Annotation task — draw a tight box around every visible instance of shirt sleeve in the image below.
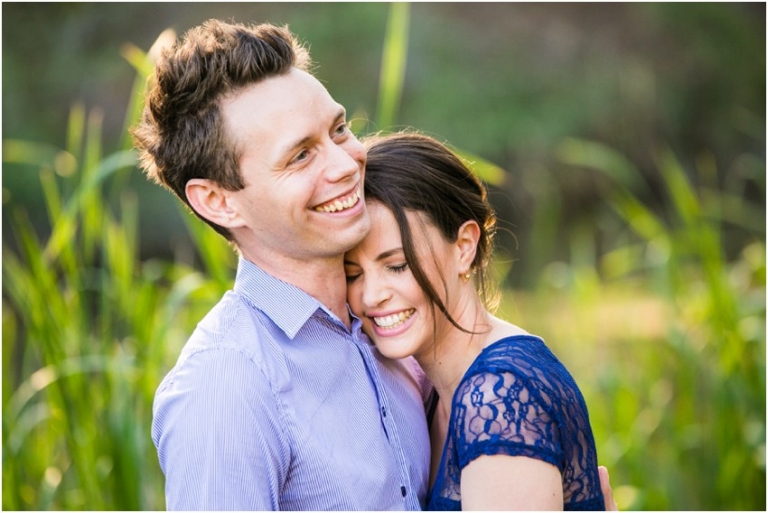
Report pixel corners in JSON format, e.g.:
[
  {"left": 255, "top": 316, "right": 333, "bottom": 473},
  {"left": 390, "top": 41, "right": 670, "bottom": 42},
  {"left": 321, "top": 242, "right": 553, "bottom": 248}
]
[
  {"left": 454, "top": 369, "right": 563, "bottom": 472},
  {"left": 152, "top": 347, "right": 290, "bottom": 510}
]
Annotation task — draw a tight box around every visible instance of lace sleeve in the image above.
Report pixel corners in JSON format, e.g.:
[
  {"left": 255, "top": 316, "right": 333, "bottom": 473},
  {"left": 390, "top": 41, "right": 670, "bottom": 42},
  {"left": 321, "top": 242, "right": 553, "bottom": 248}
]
[{"left": 453, "top": 369, "right": 563, "bottom": 471}]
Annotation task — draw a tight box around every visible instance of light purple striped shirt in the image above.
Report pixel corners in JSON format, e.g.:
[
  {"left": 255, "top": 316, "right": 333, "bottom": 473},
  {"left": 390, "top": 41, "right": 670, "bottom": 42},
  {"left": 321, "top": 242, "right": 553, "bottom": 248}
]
[{"left": 152, "top": 257, "right": 432, "bottom": 510}]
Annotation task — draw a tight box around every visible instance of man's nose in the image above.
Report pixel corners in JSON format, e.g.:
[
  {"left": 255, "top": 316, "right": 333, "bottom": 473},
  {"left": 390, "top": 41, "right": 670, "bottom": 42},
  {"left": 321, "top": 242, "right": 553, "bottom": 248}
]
[{"left": 324, "top": 140, "right": 363, "bottom": 182}]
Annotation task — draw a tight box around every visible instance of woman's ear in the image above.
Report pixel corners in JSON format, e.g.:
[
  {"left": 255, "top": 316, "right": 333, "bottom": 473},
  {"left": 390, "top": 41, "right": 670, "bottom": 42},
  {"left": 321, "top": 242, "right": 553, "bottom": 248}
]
[
  {"left": 185, "top": 178, "right": 245, "bottom": 229},
  {"left": 456, "top": 220, "right": 481, "bottom": 275}
]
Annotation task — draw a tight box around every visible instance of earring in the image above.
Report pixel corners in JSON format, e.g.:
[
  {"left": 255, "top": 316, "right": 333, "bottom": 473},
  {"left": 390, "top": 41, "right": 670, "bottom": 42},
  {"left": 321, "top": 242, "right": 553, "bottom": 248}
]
[{"left": 462, "top": 272, "right": 472, "bottom": 282}]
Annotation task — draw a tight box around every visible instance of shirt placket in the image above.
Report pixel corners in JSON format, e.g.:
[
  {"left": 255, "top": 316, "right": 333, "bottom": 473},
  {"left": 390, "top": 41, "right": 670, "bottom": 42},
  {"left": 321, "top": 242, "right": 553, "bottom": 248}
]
[{"left": 351, "top": 329, "right": 421, "bottom": 511}]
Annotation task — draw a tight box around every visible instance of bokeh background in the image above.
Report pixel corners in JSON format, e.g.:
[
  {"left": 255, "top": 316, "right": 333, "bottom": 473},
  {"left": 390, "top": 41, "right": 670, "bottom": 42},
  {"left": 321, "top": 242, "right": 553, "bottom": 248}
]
[{"left": 3, "top": 2, "right": 765, "bottom": 510}]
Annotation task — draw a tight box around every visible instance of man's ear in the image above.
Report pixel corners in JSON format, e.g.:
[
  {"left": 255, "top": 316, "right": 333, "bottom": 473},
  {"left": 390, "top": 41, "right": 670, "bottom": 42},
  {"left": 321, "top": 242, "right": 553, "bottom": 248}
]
[
  {"left": 456, "top": 220, "right": 480, "bottom": 274},
  {"left": 185, "top": 178, "right": 245, "bottom": 229}
]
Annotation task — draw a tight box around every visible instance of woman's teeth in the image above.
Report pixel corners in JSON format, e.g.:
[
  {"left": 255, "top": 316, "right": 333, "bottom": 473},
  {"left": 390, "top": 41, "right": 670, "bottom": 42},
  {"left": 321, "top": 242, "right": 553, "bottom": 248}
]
[
  {"left": 314, "top": 190, "right": 359, "bottom": 213},
  {"left": 373, "top": 309, "right": 415, "bottom": 329}
]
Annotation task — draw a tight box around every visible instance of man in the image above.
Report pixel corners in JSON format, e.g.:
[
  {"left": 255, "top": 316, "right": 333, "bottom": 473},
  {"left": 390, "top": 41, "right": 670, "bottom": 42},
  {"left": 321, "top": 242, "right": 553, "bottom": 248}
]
[
  {"left": 134, "top": 19, "right": 617, "bottom": 511},
  {"left": 134, "top": 19, "right": 431, "bottom": 510}
]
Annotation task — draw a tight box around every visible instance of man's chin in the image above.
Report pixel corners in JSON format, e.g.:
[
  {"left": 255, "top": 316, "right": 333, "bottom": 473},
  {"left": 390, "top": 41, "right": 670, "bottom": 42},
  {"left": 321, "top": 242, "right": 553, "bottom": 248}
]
[{"left": 339, "top": 213, "right": 372, "bottom": 253}]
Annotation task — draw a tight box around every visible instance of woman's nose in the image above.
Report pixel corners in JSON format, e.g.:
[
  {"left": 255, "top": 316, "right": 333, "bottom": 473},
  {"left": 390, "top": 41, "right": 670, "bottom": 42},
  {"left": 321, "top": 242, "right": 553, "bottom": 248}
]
[{"left": 361, "top": 275, "right": 390, "bottom": 308}]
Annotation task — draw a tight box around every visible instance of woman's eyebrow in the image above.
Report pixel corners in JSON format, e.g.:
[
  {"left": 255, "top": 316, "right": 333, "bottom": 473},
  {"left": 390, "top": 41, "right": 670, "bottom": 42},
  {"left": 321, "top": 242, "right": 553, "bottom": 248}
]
[
  {"left": 376, "top": 248, "right": 403, "bottom": 261},
  {"left": 343, "top": 247, "right": 402, "bottom": 267}
]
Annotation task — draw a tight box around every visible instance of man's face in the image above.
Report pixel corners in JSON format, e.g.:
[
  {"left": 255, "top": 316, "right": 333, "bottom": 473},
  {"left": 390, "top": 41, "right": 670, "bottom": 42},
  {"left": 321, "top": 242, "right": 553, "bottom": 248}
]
[{"left": 222, "top": 68, "right": 370, "bottom": 266}]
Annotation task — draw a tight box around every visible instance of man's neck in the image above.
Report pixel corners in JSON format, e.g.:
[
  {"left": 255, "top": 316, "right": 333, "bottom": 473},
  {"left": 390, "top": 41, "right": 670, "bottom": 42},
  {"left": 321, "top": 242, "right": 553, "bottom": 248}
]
[{"left": 239, "top": 247, "right": 351, "bottom": 327}]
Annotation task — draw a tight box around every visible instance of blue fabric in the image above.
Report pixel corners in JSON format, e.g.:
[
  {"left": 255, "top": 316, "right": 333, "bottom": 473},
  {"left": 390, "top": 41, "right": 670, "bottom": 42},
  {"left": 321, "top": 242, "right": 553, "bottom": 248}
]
[
  {"left": 152, "top": 257, "right": 432, "bottom": 510},
  {"left": 426, "top": 335, "right": 604, "bottom": 511}
]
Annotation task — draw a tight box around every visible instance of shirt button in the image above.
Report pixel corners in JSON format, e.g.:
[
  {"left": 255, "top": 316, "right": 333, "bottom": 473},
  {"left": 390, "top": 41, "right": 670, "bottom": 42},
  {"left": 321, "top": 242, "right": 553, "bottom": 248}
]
[{"left": 381, "top": 406, "right": 387, "bottom": 417}]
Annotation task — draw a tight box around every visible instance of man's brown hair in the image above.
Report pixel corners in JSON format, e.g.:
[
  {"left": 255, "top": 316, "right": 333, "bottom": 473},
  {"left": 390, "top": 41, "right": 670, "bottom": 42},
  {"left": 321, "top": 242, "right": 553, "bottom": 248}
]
[{"left": 132, "top": 19, "right": 312, "bottom": 240}]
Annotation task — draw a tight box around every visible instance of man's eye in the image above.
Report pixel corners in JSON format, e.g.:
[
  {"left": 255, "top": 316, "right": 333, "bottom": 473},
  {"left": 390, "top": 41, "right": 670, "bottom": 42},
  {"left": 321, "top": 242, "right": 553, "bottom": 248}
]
[
  {"left": 334, "top": 122, "right": 350, "bottom": 136},
  {"left": 291, "top": 149, "right": 310, "bottom": 164}
]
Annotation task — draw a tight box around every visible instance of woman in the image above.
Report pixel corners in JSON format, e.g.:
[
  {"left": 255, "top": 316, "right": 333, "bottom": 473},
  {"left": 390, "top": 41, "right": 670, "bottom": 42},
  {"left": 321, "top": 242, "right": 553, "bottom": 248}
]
[{"left": 344, "top": 132, "right": 606, "bottom": 510}]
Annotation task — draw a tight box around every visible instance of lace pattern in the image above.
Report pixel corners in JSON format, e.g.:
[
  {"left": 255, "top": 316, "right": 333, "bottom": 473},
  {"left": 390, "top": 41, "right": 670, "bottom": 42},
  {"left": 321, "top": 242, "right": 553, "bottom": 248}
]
[{"left": 425, "top": 335, "right": 604, "bottom": 511}]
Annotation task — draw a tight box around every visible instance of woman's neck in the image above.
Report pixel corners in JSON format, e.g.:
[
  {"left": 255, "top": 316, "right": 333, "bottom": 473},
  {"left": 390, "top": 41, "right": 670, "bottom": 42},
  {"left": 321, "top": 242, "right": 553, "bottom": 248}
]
[
  {"left": 416, "top": 296, "right": 491, "bottom": 409},
  {"left": 417, "top": 304, "right": 531, "bottom": 409}
]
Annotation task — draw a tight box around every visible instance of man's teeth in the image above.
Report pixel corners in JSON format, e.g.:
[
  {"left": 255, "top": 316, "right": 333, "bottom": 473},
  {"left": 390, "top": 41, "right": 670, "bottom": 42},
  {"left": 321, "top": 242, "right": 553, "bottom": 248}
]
[
  {"left": 315, "top": 190, "right": 359, "bottom": 213},
  {"left": 373, "top": 309, "right": 415, "bottom": 329}
]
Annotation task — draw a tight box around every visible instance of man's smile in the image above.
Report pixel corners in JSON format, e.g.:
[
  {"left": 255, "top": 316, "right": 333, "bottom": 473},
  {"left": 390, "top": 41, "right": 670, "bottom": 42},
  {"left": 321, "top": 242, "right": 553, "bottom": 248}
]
[{"left": 313, "top": 186, "right": 361, "bottom": 213}]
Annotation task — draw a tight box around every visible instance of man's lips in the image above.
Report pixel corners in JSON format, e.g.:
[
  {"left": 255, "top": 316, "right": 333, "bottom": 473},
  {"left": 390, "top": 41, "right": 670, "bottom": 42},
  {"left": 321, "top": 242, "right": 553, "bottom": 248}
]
[{"left": 313, "top": 186, "right": 361, "bottom": 213}]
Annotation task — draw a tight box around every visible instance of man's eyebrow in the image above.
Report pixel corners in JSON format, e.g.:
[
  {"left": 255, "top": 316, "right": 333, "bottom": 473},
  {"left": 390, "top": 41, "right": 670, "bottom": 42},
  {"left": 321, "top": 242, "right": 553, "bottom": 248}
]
[
  {"left": 277, "top": 108, "right": 347, "bottom": 160},
  {"left": 332, "top": 108, "right": 347, "bottom": 126}
]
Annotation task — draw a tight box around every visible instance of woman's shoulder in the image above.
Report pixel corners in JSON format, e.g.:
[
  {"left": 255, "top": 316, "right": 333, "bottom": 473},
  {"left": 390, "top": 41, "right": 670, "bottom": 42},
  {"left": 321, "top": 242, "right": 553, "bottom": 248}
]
[
  {"left": 459, "top": 332, "right": 578, "bottom": 403},
  {"left": 477, "top": 316, "right": 556, "bottom": 363},
  {"left": 475, "top": 333, "right": 557, "bottom": 372}
]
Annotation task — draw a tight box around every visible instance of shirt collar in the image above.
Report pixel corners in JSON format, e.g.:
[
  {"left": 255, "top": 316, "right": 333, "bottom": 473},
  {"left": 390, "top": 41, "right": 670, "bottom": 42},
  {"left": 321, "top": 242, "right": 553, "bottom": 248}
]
[{"left": 233, "top": 257, "right": 333, "bottom": 339}]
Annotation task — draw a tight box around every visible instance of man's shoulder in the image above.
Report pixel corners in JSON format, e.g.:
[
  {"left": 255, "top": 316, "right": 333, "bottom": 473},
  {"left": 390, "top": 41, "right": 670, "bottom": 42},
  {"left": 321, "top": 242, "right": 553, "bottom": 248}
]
[
  {"left": 191, "top": 290, "right": 255, "bottom": 337},
  {"left": 186, "top": 290, "right": 279, "bottom": 352},
  {"left": 160, "top": 290, "right": 292, "bottom": 392}
]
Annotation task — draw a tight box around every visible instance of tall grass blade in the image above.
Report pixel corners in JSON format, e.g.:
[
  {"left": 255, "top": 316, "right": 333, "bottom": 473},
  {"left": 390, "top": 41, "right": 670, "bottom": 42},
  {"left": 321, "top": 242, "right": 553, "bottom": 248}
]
[
  {"left": 452, "top": 147, "right": 508, "bottom": 187},
  {"left": 556, "top": 137, "right": 651, "bottom": 195},
  {"left": 44, "top": 150, "right": 136, "bottom": 262},
  {"left": 66, "top": 103, "right": 86, "bottom": 167},
  {"left": 376, "top": 2, "right": 411, "bottom": 130}
]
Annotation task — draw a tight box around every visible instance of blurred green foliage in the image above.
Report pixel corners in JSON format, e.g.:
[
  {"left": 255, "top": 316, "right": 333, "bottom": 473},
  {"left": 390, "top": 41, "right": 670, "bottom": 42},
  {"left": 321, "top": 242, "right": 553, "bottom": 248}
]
[
  {"left": 4, "top": 3, "right": 764, "bottom": 283},
  {"left": 2, "top": 3, "right": 765, "bottom": 510}
]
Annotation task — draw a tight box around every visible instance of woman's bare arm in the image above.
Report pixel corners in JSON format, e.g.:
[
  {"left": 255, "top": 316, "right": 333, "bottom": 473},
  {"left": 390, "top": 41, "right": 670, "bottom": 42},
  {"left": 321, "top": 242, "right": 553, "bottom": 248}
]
[{"left": 460, "top": 454, "right": 563, "bottom": 511}]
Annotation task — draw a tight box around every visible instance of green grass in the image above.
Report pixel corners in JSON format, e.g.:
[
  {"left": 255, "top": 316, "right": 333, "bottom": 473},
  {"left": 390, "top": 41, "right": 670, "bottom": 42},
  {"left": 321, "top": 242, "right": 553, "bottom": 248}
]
[
  {"left": 2, "top": 37, "right": 236, "bottom": 509},
  {"left": 501, "top": 138, "right": 766, "bottom": 509},
  {"left": 2, "top": 5, "right": 765, "bottom": 509}
]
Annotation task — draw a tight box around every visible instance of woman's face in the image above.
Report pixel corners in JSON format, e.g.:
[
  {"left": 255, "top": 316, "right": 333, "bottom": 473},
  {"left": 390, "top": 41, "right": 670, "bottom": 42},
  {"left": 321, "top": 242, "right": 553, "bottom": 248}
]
[{"left": 344, "top": 201, "right": 460, "bottom": 361}]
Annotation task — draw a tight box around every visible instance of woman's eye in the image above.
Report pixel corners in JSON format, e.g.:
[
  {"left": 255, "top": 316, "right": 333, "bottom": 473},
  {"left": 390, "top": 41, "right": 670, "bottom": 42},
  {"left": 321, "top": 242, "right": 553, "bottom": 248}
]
[
  {"left": 389, "top": 263, "right": 408, "bottom": 274},
  {"left": 345, "top": 273, "right": 360, "bottom": 283}
]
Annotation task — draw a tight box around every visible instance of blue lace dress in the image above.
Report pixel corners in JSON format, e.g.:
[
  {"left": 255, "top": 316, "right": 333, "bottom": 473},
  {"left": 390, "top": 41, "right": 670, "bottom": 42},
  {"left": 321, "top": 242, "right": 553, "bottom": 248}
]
[{"left": 425, "top": 335, "right": 604, "bottom": 510}]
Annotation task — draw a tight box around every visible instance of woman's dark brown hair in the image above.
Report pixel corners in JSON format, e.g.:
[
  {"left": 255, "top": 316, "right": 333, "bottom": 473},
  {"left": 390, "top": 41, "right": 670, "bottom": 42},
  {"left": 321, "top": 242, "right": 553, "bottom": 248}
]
[
  {"left": 362, "top": 132, "right": 499, "bottom": 332},
  {"left": 132, "top": 20, "right": 311, "bottom": 240}
]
